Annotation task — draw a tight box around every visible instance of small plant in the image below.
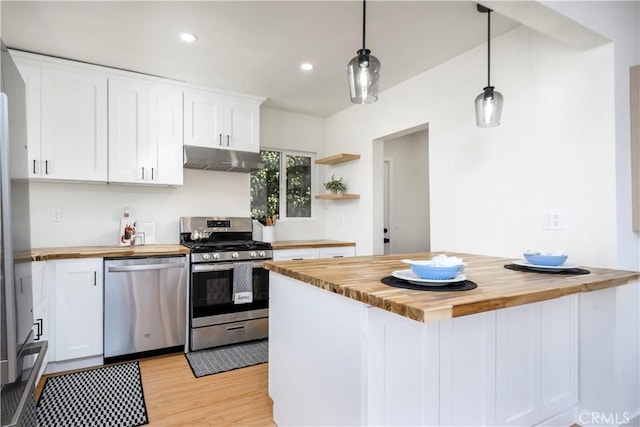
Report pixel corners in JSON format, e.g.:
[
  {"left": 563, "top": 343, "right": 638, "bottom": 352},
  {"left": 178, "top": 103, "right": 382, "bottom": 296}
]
[{"left": 323, "top": 174, "right": 346, "bottom": 193}]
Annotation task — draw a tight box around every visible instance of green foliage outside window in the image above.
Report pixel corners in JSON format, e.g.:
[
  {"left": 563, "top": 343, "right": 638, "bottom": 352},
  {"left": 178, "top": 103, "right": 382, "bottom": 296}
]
[
  {"left": 251, "top": 150, "right": 312, "bottom": 219},
  {"left": 286, "top": 154, "right": 312, "bottom": 218}
]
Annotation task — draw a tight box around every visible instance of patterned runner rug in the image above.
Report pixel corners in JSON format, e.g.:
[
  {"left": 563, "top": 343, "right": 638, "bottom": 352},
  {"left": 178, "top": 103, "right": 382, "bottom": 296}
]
[
  {"left": 186, "top": 339, "right": 268, "bottom": 378},
  {"left": 37, "top": 361, "right": 148, "bottom": 427}
]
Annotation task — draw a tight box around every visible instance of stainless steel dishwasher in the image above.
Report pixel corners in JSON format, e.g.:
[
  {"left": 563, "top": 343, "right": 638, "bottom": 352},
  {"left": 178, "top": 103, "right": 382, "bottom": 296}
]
[{"left": 104, "top": 255, "right": 187, "bottom": 363}]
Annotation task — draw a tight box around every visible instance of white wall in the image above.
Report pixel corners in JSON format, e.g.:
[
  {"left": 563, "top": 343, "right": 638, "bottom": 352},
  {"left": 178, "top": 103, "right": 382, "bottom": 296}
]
[
  {"left": 30, "top": 107, "right": 326, "bottom": 247},
  {"left": 383, "top": 130, "right": 430, "bottom": 253},
  {"left": 325, "top": 25, "right": 618, "bottom": 269}
]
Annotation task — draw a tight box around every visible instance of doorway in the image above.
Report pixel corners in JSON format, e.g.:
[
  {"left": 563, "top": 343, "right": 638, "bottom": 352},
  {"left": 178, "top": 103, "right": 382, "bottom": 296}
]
[{"left": 377, "top": 125, "right": 430, "bottom": 255}]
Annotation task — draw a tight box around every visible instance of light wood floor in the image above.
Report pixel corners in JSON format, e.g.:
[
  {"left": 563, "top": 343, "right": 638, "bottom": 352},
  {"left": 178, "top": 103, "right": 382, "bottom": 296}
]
[{"left": 36, "top": 352, "right": 276, "bottom": 426}]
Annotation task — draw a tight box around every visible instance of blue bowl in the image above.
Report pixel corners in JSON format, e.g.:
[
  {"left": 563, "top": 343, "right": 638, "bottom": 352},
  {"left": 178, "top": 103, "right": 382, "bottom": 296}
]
[
  {"left": 523, "top": 253, "right": 568, "bottom": 266},
  {"left": 408, "top": 263, "right": 464, "bottom": 280}
]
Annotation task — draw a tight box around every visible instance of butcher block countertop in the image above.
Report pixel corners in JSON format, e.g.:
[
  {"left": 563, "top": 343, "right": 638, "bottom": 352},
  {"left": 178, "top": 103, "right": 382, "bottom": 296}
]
[
  {"left": 28, "top": 244, "right": 190, "bottom": 261},
  {"left": 271, "top": 239, "right": 355, "bottom": 250},
  {"left": 264, "top": 251, "right": 640, "bottom": 323}
]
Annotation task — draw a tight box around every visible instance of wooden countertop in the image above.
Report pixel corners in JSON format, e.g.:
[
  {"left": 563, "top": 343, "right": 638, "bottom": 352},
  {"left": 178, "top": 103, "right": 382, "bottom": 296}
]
[
  {"left": 264, "top": 251, "right": 640, "bottom": 323},
  {"left": 29, "top": 244, "right": 190, "bottom": 261},
  {"left": 271, "top": 240, "right": 355, "bottom": 250}
]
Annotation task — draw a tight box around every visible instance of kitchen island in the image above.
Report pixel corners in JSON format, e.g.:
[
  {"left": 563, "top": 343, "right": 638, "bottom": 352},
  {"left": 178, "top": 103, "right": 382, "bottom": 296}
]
[{"left": 264, "top": 252, "right": 640, "bottom": 426}]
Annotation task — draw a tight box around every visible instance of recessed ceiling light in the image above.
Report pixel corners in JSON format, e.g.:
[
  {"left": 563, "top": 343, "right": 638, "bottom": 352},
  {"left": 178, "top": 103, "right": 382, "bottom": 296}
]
[
  {"left": 300, "top": 63, "right": 314, "bottom": 71},
  {"left": 180, "top": 33, "right": 197, "bottom": 43}
]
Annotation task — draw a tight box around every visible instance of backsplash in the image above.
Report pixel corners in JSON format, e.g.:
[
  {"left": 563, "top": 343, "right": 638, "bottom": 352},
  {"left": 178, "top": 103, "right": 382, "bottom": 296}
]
[{"left": 29, "top": 169, "right": 251, "bottom": 248}]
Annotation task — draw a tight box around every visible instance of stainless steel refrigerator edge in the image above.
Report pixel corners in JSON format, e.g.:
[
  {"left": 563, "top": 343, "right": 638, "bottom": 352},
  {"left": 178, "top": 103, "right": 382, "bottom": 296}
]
[{"left": 0, "top": 42, "right": 47, "bottom": 427}]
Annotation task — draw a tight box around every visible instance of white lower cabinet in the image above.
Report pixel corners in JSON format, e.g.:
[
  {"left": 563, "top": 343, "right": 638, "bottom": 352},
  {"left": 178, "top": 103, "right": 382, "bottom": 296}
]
[
  {"left": 272, "top": 248, "right": 319, "bottom": 261},
  {"left": 496, "top": 295, "right": 578, "bottom": 426},
  {"left": 52, "top": 258, "right": 103, "bottom": 361},
  {"left": 270, "top": 270, "right": 579, "bottom": 426},
  {"left": 30, "top": 261, "right": 49, "bottom": 383},
  {"left": 273, "top": 245, "right": 355, "bottom": 261},
  {"left": 318, "top": 246, "right": 355, "bottom": 259}
]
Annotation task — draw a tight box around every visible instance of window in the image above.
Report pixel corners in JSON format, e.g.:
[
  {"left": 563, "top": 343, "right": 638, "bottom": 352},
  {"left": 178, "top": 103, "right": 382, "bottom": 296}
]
[{"left": 251, "top": 149, "right": 314, "bottom": 219}]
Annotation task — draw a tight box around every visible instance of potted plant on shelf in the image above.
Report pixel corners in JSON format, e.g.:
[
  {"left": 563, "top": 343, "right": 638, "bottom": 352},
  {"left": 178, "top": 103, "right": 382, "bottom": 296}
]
[{"left": 323, "top": 175, "right": 346, "bottom": 194}]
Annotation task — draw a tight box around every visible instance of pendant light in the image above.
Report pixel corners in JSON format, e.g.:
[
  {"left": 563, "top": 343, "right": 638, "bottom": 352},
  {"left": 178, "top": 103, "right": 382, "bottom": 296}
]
[
  {"left": 475, "top": 4, "right": 503, "bottom": 127},
  {"left": 347, "top": 0, "right": 381, "bottom": 104}
]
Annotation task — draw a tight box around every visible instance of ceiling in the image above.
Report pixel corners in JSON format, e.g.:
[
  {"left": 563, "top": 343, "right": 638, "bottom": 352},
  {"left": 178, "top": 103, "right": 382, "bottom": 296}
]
[{"left": 1, "top": 1, "right": 519, "bottom": 118}]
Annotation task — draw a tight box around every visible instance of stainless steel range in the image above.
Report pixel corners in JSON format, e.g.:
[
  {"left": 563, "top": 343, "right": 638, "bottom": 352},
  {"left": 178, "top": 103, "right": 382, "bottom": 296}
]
[{"left": 180, "top": 217, "right": 272, "bottom": 351}]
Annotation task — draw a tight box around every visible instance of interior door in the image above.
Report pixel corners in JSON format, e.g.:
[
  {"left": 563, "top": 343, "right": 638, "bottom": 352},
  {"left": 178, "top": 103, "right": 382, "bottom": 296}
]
[{"left": 383, "top": 159, "right": 391, "bottom": 255}]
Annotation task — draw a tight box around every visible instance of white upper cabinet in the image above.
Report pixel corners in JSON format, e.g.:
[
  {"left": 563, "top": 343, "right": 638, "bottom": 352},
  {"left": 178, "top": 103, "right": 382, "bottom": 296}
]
[
  {"left": 14, "top": 53, "right": 108, "bottom": 182},
  {"left": 108, "top": 77, "right": 183, "bottom": 186},
  {"left": 184, "top": 90, "right": 262, "bottom": 152},
  {"left": 13, "top": 50, "right": 263, "bottom": 184},
  {"left": 41, "top": 67, "right": 108, "bottom": 182}
]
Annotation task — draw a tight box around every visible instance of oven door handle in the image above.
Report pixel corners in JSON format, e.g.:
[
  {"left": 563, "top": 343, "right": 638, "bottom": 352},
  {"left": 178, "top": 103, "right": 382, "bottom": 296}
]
[
  {"left": 107, "top": 262, "right": 185, "bottom": 273},
  {"left": 192, "top": 261, "right": 265, "bottom": 273}
]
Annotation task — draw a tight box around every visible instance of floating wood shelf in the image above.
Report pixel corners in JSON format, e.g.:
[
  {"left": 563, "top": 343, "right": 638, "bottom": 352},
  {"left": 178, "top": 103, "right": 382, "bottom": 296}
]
[
  {"left": 315, "top": 153, "right": 360, "bottom": 165},
  {"left": 315, "top": 193, "right": 360, "bottom": 200}
]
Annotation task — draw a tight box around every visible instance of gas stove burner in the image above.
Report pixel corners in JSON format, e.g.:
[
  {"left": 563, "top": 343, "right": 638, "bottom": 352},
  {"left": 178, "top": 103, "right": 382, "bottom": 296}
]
[
  {"left": 182, "top": 240, "right": 272, "bottom": 253},
  {"left": 179, "top": 216, "right": 273, "bottom": 263}
]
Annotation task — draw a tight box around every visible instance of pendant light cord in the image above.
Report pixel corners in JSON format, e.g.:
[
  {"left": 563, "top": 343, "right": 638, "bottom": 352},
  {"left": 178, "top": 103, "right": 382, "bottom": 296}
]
[
  {"left": 487, "top": 9, "right": 491, "bottom": 88},
  {"left": 362, "top": 0, "right": 367, "bottom": 51}
]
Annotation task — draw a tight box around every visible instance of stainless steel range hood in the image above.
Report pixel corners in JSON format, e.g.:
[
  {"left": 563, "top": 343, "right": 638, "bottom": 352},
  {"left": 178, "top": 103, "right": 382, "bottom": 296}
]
[{"left": 183, "top": 145, "right": 264, "bottom": 173}]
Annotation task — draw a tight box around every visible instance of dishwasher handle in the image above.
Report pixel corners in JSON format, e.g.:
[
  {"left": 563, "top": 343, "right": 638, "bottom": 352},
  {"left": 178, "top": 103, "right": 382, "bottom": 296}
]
[{"left": 107, "top": 262, "right": 185, "bottom": 273}]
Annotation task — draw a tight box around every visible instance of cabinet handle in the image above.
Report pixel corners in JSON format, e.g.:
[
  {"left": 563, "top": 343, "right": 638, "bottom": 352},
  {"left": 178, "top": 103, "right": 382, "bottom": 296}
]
[
  {"left": 226, "top": 325, "right": 245, "bottom": 332},
  {"left": 94, "top": 271, "right": 97, "bottom": 286},
  {"left": 292, "top": 258, "right": 304, "bottom": 260},
  {"left": 219, "top": 134, "right": 223, "bottom": 146},
  {"left": 33, "top": 318, "right": 43, "bottom": 341},
  {"left": 19, "top": 277, "right": 23, "bottom": 293},
  {"left": 332, "top": 256, "right": 344, "bottom": 258},
  {"left": 151, "top": 168, "right": 155, "bottom": 180},
  {"left": 142, "top": 167, "right": 145, "bottom": 180},
  {"left": 226, "top": 135, "right": 230, "bottom": 146},
  {"left": 33, "top": 160, "right": 36, "bottom": 174},
  {"left": 45, "top": 160, "right": 49, "bottom": 174}
]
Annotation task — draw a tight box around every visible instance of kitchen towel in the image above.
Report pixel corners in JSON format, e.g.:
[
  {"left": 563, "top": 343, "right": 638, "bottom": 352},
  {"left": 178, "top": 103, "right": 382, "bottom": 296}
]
[{"left": 233, "top": 262, "right": 253, "bottom": 304}]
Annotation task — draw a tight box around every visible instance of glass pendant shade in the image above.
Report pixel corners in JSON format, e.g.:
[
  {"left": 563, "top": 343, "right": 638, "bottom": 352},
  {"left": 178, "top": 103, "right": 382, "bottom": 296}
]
[
  {"left": 347, "top": 49, "right": 380, "bottom": 104},
  {"left": 475, "top": 86, "right": 503, "bottom": 127}
]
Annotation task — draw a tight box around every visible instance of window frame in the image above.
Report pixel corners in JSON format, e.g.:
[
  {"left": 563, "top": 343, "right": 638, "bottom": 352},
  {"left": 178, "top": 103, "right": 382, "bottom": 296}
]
[{"left": 252, "top": 148, "right": 316, "bottom": 221}]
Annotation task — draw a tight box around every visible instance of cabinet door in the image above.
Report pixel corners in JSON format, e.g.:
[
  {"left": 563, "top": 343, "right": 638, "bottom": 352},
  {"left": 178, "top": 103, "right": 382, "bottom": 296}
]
[
  {"left": 272, "top": 248, "right": 320, "bottom": 261},
  {"left": 224, "top": 97, "right": 260, "bottom": 152},
  {"left": 5, "top": 59, "right": 32, "bottom": 180},
  {"left": 108, "top": 77, "right": 147, "bottom": 183},
  {"left": 32, "top": 299, "right": 49, "bottom": 384},
  {"left": 496, "top": 303, "right": 541, "bottom": 426},
  {"left": 54, "top": 259, "right": 103, "bottom": 361},
  {"left": 41, "top": 67, "right": 108, "bottom": 182},
  {"left": 495, "top": 295, "right": 578, "bottom": 426},
  {"left": 319, "top": 246, "right": 355, "bottom": 259},
  {"left": 540, "top": 295, "right": 578, "bottom": 419},
  {"left": 183, "top": 90, "right": 224, "bottom": 149},
  {"left": 148, "top": 84, "right": 183, "bottom": 185}
]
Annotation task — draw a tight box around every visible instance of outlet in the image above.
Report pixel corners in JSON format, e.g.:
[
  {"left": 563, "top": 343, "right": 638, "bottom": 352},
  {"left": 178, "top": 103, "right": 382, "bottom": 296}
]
[
  {"left": 542, "top": 209, "right": 565, "bottom": 230},
  {"left": 50, "top": 208, "right": 62, "bottom": 222}
]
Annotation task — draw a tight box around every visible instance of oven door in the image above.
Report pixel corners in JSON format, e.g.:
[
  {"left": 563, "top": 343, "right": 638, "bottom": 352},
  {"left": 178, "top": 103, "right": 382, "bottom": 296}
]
[{"left": 190, "top": 261, "right": 268, "bottom": 323}]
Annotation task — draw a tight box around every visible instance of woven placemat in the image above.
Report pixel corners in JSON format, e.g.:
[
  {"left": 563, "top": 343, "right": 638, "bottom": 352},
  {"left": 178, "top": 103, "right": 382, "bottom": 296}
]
[
  {"left": 380, "top": 276, "right": 477, "bottom": 291},
  {"left": 504, "top": 264, "right": 590, "bottom": 275}
]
